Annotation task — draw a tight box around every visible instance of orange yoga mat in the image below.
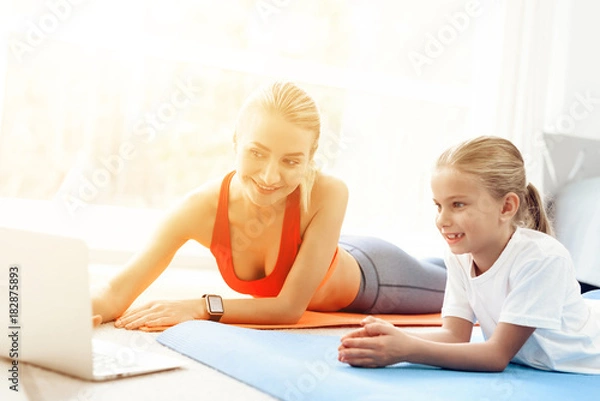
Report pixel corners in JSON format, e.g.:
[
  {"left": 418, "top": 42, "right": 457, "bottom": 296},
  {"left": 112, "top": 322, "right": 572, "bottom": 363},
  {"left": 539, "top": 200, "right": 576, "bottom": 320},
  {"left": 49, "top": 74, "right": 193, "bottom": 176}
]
[{"left": 140, "top": 311, "right": 442, "bottom": 332}]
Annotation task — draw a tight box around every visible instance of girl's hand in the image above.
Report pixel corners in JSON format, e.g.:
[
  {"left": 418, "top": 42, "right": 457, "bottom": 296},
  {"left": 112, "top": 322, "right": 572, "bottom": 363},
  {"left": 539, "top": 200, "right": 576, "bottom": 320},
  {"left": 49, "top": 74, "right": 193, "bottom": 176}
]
[
  {"left": 338, "top": 318, "right": 412, "bottom": 368},
  {"left": 114, "top": 299, "right": 203, "bottom": 330},
  {"left": 360, "top": 315, "right": 395, "bottom": 328},
  {"left": 337, "top": 316, "right": 395, "bottom": 343}
]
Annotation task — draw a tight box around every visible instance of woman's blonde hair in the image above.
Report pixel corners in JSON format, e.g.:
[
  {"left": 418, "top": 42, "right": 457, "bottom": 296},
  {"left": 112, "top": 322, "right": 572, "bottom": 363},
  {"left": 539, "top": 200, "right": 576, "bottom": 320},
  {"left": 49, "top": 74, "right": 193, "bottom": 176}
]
[
  {"left": 234, "top": 81, "right": 320, "bottom": 211},
  {"left": 436, "top": 136, "right": 554, "bottom": 235}
]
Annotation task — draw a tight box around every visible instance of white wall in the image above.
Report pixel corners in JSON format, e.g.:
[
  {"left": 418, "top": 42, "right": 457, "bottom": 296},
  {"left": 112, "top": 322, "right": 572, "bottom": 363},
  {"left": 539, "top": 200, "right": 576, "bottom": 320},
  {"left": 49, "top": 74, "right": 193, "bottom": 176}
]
[{"left": 546, "top": 0, "right": 600, "bottom": 139}]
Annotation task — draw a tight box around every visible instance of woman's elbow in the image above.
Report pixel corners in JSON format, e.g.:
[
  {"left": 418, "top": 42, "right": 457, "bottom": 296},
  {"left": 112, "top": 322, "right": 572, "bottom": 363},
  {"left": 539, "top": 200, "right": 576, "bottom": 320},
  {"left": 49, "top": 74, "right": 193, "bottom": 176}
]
[
  {"left": 278, "top": 306, "right": 306, "bottom": 325},
  {"left": 271, "top": 298, "right": 306, "bottom": 325},
  {"left": 276, "top": 313, "right": 304, "bottom": 325}
]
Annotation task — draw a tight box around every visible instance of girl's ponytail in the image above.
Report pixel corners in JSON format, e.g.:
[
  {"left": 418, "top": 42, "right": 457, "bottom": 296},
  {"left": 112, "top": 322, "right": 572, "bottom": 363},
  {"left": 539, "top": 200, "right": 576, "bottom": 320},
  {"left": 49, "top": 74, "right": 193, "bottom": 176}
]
[{"left": 524, "top": 183, "right": 554, "bottom": 236}]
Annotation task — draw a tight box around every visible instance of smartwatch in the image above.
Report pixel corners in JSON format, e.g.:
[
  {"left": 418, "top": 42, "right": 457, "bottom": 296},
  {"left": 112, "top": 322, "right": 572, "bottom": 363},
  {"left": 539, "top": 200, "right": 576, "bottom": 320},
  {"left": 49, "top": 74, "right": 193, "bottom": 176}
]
[{"left": 202, "top": 294, "right": 224, "bottom": 322}]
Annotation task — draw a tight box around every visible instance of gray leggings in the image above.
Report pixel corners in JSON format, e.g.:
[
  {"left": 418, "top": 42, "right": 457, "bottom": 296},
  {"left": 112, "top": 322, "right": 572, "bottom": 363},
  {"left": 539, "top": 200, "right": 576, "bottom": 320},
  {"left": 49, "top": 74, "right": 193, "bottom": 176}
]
[{"left": 339, "top": 235, "right": 447, "bottom": 314}]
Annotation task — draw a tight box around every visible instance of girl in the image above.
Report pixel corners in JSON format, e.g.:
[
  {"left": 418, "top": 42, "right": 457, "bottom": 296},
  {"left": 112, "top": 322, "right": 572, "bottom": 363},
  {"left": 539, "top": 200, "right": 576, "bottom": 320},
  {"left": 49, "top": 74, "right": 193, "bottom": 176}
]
[
  {"left": 338, "top": 136, "right": 600, "bottom": 373},
  {"left": 92, "top": 81, "right": 447, "bottom": 329}
]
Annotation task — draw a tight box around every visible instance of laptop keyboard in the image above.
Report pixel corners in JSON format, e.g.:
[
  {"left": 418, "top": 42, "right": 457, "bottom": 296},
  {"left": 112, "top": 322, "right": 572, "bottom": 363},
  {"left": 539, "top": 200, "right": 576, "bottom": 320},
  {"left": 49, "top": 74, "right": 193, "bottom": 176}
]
[
  {"left": 92, "top": 349, "right": 138, "bottom": 375},
  {"left": 90, "top": 339, "right": 183, "bottom": 379}
]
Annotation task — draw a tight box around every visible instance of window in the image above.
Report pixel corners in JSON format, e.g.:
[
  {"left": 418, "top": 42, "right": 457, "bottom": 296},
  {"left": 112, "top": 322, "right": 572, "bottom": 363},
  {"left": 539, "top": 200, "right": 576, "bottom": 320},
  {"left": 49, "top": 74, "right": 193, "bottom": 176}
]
[{"left": 1, "top": 0, "right": 505, "bottom": 262}]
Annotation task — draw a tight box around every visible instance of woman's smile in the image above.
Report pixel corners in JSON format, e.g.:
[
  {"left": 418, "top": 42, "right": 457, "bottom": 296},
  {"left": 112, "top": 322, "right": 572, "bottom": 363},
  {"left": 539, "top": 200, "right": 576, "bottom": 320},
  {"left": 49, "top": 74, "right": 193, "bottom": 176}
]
[{"left": 252, "top": 179, "right": 283, "bottom": 194}]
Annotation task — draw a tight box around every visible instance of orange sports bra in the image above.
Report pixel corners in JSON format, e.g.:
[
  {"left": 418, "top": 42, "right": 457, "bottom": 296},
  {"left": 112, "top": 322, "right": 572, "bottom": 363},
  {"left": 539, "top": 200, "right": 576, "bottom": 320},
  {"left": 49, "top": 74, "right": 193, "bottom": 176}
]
[{"left": 210, "top": 171, "right": 339, "bottom": 297}]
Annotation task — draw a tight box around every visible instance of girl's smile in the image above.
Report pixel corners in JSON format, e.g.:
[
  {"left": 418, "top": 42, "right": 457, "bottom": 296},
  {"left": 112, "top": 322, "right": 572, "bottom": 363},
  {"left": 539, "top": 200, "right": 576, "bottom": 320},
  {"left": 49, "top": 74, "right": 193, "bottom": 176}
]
[{"left": 443, "top": 232, "right": 465, "bottom": 246}]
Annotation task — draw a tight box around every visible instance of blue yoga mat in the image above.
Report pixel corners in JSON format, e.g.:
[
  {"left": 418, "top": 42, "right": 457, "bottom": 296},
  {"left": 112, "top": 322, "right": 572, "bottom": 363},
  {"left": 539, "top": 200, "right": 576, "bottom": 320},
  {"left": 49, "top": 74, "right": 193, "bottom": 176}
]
[
  {"left": 585, "top": 289, "right": 600, "bottom": 300},
  {"left": 157, "top": 320, "right": 600, "bottom": 401}
]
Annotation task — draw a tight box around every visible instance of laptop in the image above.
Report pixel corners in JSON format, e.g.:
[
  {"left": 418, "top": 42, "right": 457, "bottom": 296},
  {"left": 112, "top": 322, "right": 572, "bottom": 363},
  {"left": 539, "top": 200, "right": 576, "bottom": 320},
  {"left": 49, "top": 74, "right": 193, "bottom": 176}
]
[{"left": 0, "top": 225, "right": 185, "bottom": 381}]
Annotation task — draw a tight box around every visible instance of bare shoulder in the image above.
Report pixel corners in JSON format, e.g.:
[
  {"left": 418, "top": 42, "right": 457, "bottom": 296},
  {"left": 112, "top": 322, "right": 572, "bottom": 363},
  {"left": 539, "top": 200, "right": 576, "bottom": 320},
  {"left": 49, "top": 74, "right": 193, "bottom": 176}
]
[
  {"left": 161, "top": 175, "right": 224, "bottom": 244},
  {"left": 310, "top": 172, "right": 349, "bottom": 209},
  {"left": 179, "top": 175, "right": 222, "bottom": 214}
]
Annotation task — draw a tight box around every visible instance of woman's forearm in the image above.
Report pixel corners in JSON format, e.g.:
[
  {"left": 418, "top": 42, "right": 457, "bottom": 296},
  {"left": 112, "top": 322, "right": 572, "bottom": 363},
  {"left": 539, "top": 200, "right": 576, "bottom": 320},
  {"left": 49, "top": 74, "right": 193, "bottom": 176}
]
[
  {"left": 93, "top": 252, "right": 176, "bottom": 323},
  {"left": 92, "top": 282, "right": 130, "bottom": 323},
  {"left": 219, "top": 296, "right": 306, "bottom": 325}
]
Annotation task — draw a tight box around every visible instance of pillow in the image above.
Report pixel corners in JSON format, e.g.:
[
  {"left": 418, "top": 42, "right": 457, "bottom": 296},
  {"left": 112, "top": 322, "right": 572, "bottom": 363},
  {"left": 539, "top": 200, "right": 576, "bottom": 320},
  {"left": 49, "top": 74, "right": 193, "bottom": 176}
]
[
  {"left": 553, "top": 177, "right": 600, "bottom": 287},
  {"left": 543, "top": 133, "right": 600, "bottom": 195}
]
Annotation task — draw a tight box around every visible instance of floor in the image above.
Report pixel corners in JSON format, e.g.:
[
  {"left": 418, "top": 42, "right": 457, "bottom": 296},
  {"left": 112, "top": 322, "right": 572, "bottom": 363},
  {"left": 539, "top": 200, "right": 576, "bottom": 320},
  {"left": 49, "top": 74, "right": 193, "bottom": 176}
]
[{"left": 2, "top": 264, "right": 365, "bottom": 401}]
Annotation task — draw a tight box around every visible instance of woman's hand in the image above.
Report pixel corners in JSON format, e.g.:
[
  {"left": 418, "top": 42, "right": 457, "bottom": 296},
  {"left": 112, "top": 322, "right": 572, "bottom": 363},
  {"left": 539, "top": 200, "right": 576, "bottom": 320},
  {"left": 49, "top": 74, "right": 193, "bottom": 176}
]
[
  {"left": 114, "top": 299, "right": 204, "bottom": 330},
  {"left": 338, "top": 316, "right": 413, "bottom": 368},
  {"left": 92, "top": 315, "right": 103, "bottom": 327}
]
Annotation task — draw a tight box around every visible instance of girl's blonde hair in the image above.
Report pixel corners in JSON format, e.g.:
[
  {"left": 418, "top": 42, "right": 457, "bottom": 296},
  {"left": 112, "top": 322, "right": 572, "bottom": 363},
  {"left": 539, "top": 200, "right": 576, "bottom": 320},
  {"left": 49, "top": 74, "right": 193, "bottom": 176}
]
[
  {"left": 436, "top": 136, "right": 553, "bottom": 235},
  {"left": 234, "top": 81, "right": 320, "bottom": 211}
]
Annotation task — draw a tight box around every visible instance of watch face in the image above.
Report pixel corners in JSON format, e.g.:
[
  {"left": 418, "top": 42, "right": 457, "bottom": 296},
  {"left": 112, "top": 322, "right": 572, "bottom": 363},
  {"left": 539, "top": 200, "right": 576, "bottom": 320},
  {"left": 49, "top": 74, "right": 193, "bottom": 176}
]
[{"left": 208, "top": 295, "right": 224, "bottom": 313}]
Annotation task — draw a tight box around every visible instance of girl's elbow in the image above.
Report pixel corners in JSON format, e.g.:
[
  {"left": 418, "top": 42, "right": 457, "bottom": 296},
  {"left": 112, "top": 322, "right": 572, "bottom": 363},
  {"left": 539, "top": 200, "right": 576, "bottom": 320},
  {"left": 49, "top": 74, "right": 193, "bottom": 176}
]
[
  {"left": 488, "top": 362, "right": 509, "bottom": 373},
  {"left": 487, "top": 355, "right": 511, "bottom": 372}
]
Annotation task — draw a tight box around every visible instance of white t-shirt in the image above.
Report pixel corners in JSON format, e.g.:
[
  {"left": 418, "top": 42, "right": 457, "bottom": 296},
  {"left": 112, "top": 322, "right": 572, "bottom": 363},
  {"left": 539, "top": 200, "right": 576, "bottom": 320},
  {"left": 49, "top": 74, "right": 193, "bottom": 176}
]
[{"left": 442, "top": 227, "right": 600, "bottom": 374}]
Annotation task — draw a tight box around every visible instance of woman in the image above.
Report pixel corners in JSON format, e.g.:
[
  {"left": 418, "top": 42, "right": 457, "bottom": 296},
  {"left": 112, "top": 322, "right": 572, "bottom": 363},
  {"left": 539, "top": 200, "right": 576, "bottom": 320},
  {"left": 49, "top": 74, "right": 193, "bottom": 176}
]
[{"left": 92, "top": 81, "right": 447, "bottom": 329}]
